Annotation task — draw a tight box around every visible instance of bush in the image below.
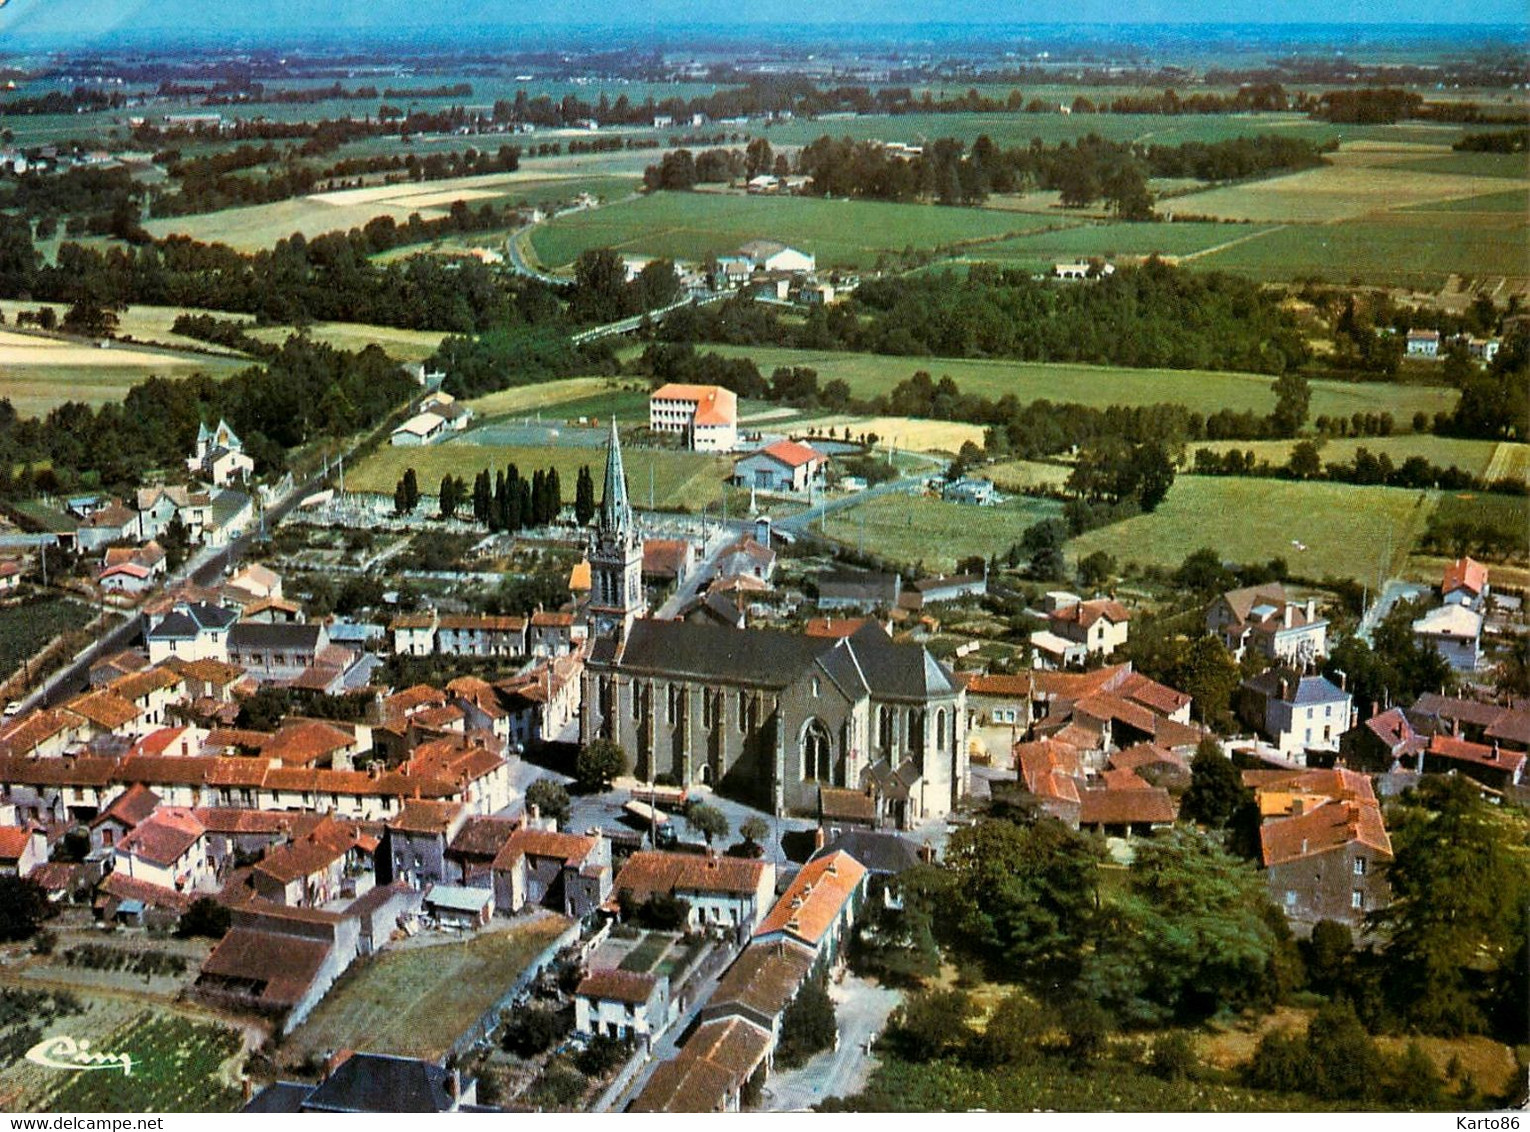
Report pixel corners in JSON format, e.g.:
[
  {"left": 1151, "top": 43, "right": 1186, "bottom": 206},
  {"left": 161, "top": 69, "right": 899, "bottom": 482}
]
[
  {"left": 501, "top": 1007, "right": 570, "bottom": 1058},
  {"left": 776, "top": 980, "right": 838, "bottom": 1068},
  {"left": 574, "top": 1035, "right": 631, "bottom": 1076},
  {"left": 177, "top": 897, "right": 232, "bottom": 940},
  {"left": 527, "top": 1060, "right": 586, "bottom": 1108},
  {"left": 1148, "top": 1032, "right": 1198, "bottom": 1082}
]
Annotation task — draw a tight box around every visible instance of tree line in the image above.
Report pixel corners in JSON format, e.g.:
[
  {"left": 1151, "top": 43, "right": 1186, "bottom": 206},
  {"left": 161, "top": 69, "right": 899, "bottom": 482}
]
[{"left": 1191, "top": 441, "right": 1526, "bottom": 496}]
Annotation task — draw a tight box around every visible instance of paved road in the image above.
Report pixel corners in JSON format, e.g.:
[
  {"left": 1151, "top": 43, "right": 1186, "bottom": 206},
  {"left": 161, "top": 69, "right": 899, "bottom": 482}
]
[
  {"left": 776, "top": 452, "right": 948, "bottom": 537},
  {"left": 654, "top": 521, "right": 748, "bottom": 620},
  {"left": 759, "top": 971, "right": 902, "bottom": 1111},
  {"left": 1356, "top": 578, "right": 1430, "bottom": 647}
]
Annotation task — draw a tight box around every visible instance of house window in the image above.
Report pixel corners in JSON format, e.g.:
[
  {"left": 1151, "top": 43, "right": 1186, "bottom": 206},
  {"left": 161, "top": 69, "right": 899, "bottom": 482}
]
[
  {"left": 1284, "top": 890, "right": 1297, "bottom": 907},
  {"left": 1353, "top": 858, "right": 1366, "bottom": 876},
  {"left": 1351, "top": 890, "right": 1364, "bottom": 911},
  {"left": 1304, "top": 729, "right": 1311, "bottom": 743},
  {"left": 665, "top": 685, "right": 676, "bottom": 726}
]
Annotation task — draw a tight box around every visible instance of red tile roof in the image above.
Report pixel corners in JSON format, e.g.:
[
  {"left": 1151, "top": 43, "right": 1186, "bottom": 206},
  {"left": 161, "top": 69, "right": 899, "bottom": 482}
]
[
  {"left": 577, "top": 968, "right": 659, "bottom": 1004},
  {"left": 1077, "top": 787, "right": 1177, "bottom": 827},
  {"left": 117, "top": 807, "right": 205, "bottom": 866},
  {"left": 1260, "top": 800, "right": 1392, "bottom": 867},
  {"left": 756, "top": 439, "right": 823, "bottom": 468},
  {"left": 0, "top": 825, "right": 35, "bottom": 860},
  {"left": 753, "top": 850, "right": 865, "bottom": 947},
  {"left": 1442, "top": 556, "right": 1488, "bottom": 597},
  {"left": 493, "top": 828, "right": 598, "bottom": 871},
  {"left": 1428, "top": 733, "right": 1527, "bottom": 776},
  {"left": 652, "top": 383, "right": 738, "bottom": 427},
  {"left": 615, "top": 850, "right": 768, "bottom": 901},
  {"left": 1050, "top": 599, "right": 1131, "bottom": 629},
  {"left": 253, "top": 818, "right": 368, "bottom": 885}
]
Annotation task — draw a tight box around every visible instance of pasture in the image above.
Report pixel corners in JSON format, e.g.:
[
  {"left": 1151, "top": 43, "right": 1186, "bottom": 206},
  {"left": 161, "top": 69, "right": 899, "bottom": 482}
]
[
  {"left": 1066, "top": 475, "right": 1437, "bottom": 584},
  {"left": 528, "top": 190, "right": 1064, "bottom": 270},
  {"left": 963, "top": 220, "right": 1278, "bottom": 268},
  {"left": 142, "top": 170, "right": 632, "bottom": 252},
  {"left": 243, "top": 320, "right": 448, "bottom": 362},
  {"left": 1193, "top": 436, "right": 1521, "bottom": 480},
  {"left": 0, "top": 328, "right": 249, "bottom": 417},
  {"left": 285, "top": 915, "right": 570, "bottom": 1065},
  {"left": 985, "top": 459, "right": 1073, "bottom": 491},
  {"left": 697, "top": 344, "right": 1460, "bottom": 421},
  {"left": 348, "top": 436, "right": 732, "bottom": 511},
  {"left": 824, "top": 493, "right": 1066, "bottom": 571}
]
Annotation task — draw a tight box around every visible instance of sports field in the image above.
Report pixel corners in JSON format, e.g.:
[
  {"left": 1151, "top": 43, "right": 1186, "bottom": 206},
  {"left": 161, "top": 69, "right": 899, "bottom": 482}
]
[
  {"left": 698, "top": 344, "right": 1459, "bottom": 421},
  {"left": 529, "top": 190, "right": 1066, "bottom": 270},
  {"left": 285, "top": 916, "right": 570, "bottom": 1064},
  {"left": 464, "top": 376, "right": 642, "bottom": 419},
  {"left": 349, "top": 437, "right": 732, "bottom": 510},
  {"left": 824, "top": 492, "right": 1066, "bottom": 571},
  {"left": 1066, "top": 475, "right": 1438, "bottom": 584},
  {"left": 1193, "top": 436, "right": 1521, "bottom": 480}
]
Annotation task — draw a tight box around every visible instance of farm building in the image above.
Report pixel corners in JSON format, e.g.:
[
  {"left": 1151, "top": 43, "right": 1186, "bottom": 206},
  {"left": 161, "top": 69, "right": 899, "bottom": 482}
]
[
  {"left": 738, "top": 239, "right": 815, "bottom": 274},
  {"left": 1411, "top": 603, "right": 1483, "bottom": 671},
  {"left": 940, "top": 477, "right": 996, "bottom": 506}
]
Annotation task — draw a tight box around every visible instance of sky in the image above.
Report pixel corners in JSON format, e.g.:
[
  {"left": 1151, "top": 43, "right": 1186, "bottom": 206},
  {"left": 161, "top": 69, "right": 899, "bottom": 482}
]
[{"left": 0, "top": 0, "right": 1522, "bottom": 44}]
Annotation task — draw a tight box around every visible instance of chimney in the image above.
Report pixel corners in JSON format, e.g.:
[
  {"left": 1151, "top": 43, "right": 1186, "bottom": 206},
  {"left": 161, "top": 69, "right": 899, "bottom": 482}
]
[
  {"left": 1299, "top": 838, "right": 1308, "bottom": 855},
  {"left": 825, "top": 857, "right": 838, "bottom": 876},
  {"left": 1291, "top": 797, "right": 1304, "bottom": 817},
  {"left": 1280, "top": 678, "right": 1291, "bottom": 701},
  {"left": 1306, "top": 598, "right": 1315, "bottom": 622},
  {"left": 1284, "top": 604, "right": 1294, "bottom": 629},
  {"left": 813, "top": 826, "right": 826, "bottom": 850},
  {"left": 1488, "top": 742, "right": 1499, "bottom": 762}
]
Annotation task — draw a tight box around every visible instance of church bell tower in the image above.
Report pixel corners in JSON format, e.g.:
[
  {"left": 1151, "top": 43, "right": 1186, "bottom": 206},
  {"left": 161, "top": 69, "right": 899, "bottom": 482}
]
[{"left": 588, "top": 418, "right": 645, "bottom": 642}]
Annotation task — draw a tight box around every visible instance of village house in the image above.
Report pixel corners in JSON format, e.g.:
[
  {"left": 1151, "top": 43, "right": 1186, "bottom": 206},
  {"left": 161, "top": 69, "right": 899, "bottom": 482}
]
[
  {"left": 1339, "top": 706, "right": 1429, "bottom": 774},
  {"left": 529, "top": 609, "right": 582, "bottom": 657},
  {"left": 89, "top": 782, "right": 161, "bottom": 853},
  {"left": 731, "top": 439, "right": 826, "bottom": 493},
  {"left": 815, "top": 568, "right": 902, "bottom": 611},
  {"left": 386, "top": 800, "right": 469, "bottom": 890},
  {"left": 1238, "top": 668, "right": 1353, "bottom": 758},
  {"left": 750, "top": 849, "right": 867, "bottom": 966},
  {"left": 1411, "top": 692, "right": 1530, "bottom": 753},
  {"left": 226, "top": 621, "right": 332, "bottom": 683},
  {"left": 1206, "top": 582, "right": 1327, "bottom": 665},
  {"left": 491, "top": 827, "right": 611, "bottom": 917},
  {"left": 435, "top": 614, "right": 528, "bottom": 658},
  {"left": 1244, "top": 767, "right": 1393, "bottom": 937},
  {"left": 496, "top": 652, "right": 584, "bottom": 746},
  {"left": 649, "top": 384, "right": 739, "bottom": 452},
  {"left": 1441, "top": 556, "right": 1489, "bottom": 610},
  {"left": 940, "top": 476, "right": 997, "bottom": 506},
  {"left": 246, "top": 1052, "right": 476, "bottom": 1113},
  {"left": 187, "top": 419, "right": 255, "bottom": 486},
  {"left": 1031, "top": 598, "right": 1131, "bottom": 669},
  {"left": 1405, "top": 328, "right": 1441, "bottom": 358},
  {"left": 643, "top": 538, "right": 695, "bottom": 587},
  {"left": 1421, "top": 733, "right": 1526, "bottom": 795},
  {"left": 250, "top": 817, "right": 377, "bottom": 907},
  {"left": 0, "top": 823, "right": 47, "bottom": 876},
  {"left": 1411, "top": 602, "right": 1483, "bottom": 671},
  {"left": 112, "top": 806, "right": 215, "bottom": 893},
  {"left": 575, "top": 968, "right": 672, "bottom": 1045},
  {"left": 146, "top": 602, "right": 238, "bottom": 664},
  {"left": 613, "top": 850, "right": 777, "bottom": 936}
]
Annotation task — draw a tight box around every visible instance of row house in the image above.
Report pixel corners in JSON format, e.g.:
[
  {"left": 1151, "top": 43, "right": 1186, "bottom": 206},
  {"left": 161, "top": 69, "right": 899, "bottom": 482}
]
[
  {"left": 250, "top": 817, "right": 378, "bottom": 908},
  {"left": 112, "top": 806, "right": 217, "bottom": 894},
  {"left": 613, "top": 850, "right": 777, "bottom": 936},
  {"left": 491, "top": 827, "right": 610, "bottom": 918}
]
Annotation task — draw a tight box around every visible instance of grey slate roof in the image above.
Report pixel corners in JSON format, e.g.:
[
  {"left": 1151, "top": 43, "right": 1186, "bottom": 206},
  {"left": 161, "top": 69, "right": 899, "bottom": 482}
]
[
  {"left": 813, "top": 830, "right": 925, "bottom": 875},
  {"left": 243, "top": 1082, "right": 314, "bottom": 1114},
  {"left": 147, "top": 602, "right": 237, "bottom": 640},
  {"left": 302, "top": 1053, "right": 462, "bottom": 1113},
  {"left": 1243, "top": 667, "right": 1347, "bottom": 706},
  {"left": 229, "top": 622, "right": 323, "bottom": 652}
]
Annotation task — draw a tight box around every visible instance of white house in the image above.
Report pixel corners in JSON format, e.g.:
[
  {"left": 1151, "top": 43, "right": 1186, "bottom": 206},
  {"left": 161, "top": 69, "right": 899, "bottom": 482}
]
[
  {"left": 1405, "top": 329, "right": 1440, "bottom": 358},
  {"left": 1412, "top": 603, "right": 1483, "bottom": 671},
  {"left": 649, "top": 384, "right": 739, "bottom": 452},
  {"left": 99, "top": 562, "right": 157, "bottom": 595},
  {"left": 1441, "top": 557, "right": 1489, "bottom": 611},
  {"left": 1239, "top": 670, "right": 1353, "bottom": 758},
  {"left": 145, "top": 602, "right": 238, "bottom": 664},
  {"left": 113, "top": 806, "right": 215, "bottom": 893},
  {"left": 1206, "top": 583, "right": 1327, "bottom": 666},
  {"left": 731, "top": 439, "right": 826, "bottom": 493},
  {"left": 575, "top": 969, "right": 671, "bottom": 1044},
  {"left": 613, "top": 851, "right": 777, "bottom": 934}
]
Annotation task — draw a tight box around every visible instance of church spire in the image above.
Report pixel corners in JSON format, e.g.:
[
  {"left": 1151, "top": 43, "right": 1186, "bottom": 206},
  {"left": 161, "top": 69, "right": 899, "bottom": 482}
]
[{"left": 599, "top": 417, "right": 631, "bottom": 535}]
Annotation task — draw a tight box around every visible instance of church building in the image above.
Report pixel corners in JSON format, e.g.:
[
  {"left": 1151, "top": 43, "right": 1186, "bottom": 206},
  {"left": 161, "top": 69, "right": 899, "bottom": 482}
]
[{"left": 579, "top": 424, "right": 967, "bottom": 828}]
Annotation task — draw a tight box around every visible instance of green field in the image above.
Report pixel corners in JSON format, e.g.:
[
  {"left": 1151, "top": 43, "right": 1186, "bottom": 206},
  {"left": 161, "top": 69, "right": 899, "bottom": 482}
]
[
  {"left": 825, "top": 492, "right": 1066, "bottom": 571},
  {"left": 143, "top": 171, "right": 633, "bottom": 252},
  {"left": 1193, "top": 214, "right": 1529, "bottom": 289},
  {"left": 244, "top": 320, "right": 448, "bottom": 363},
  {"left": 286, "top": 917, "right": 570, "bottom": 1063},
  {"left": 985, "top": 459, "right": 1073, "bottom": 491},
  {"left": 1194, "top": 436, "right": 1522, "bottom": 479},
  {"left": 963, "top": 220, "right": 1276, "bottom": 267},
  {"left": 1067, "top": 475, "right": 1438, "bottom": 584},
  {"left": 529, "top": 190, "right": 1065, "bottom": 270},
  {"left": 698, "top": 344, "right": 1459, "bottom": 421},
  {"left": 0, "top": 598, "right": 95, "bottom": 680},
  {"left": 350, "top": 437, "right": 733, "bottom": 510}
]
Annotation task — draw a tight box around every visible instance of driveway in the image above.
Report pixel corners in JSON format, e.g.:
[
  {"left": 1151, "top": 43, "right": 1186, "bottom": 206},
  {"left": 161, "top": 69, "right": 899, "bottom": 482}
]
[{"left": 758, "top": 971, "right": 902, "bottom": 1111}]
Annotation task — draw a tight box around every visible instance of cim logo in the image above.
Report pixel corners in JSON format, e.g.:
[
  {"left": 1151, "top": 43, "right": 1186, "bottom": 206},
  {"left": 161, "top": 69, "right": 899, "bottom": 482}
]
[{"left": 24, "top": 1036, "right": 134, "bottom": 1076}]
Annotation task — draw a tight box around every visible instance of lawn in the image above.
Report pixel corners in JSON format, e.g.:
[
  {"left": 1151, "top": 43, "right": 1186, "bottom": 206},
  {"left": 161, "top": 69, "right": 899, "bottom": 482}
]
[
  {"left": 348, "top": 437, "right": 733, "bottom": 511},
  {"left": 0, "top": 598, "right": 95, "bottom": 682},
  {"left": 528, "top": 190, "right": 1066, "bottom": 271},
  {"left": 1193, "top": 436, "right": 1518, "bottom": 480},
  {"left": 285, "top": 916, "right": 570, "bottom": 1064},
  {"left": 825, "top": 493, "right": 1066, "bottom": 571},
  {"left": 1066, "top": 475, "right": 1438, "bottom": 585},
  {"left": 698, "top": 344, "right": 1459, "bottom": 422},
  {"left": 985, "top": 459, "right": 1073, "bottom": 491},
  {"left": 0, "top": 988, "right": 246, "bottom": 1113}
]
